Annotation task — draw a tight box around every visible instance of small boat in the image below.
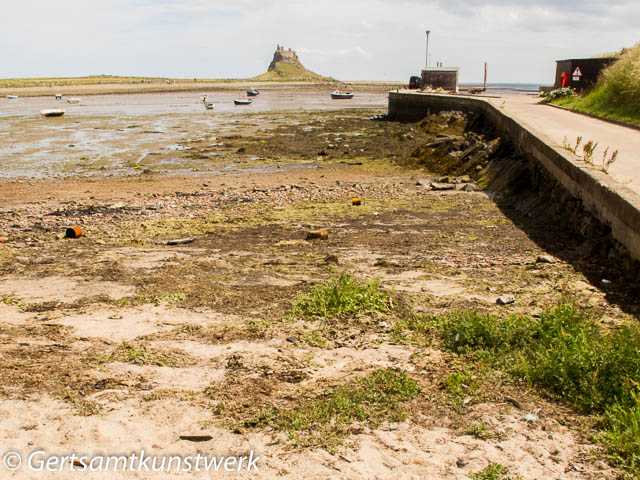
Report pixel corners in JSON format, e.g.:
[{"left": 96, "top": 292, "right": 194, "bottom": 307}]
[
  {"left": 55, "top": 94, "right": 63, "bottom": 100},
  {"left": 7, "top": 95, "right": 18, "bottom": 100},
  {"left": 246, "top": 88, "right": 260, "bottom": 96},
  {"left": 330, "top": 90, "right": 354, "bottom": 99},
  {"left": 204, "top": 102, "right": 214, "bottom": 110},
  {"left": 66, "top": 98, "right": 80, "bottom": 104},
  {"left": 40, "top": 109, "right": 65, "bottom": 117},
  {"left": 234, "top": 98, "right": 252, "bottom": 105}
]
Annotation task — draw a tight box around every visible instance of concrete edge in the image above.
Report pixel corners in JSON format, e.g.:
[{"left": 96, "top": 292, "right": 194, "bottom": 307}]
[{"left": 388, "top": 91, "right": 640, "bottom": 262}]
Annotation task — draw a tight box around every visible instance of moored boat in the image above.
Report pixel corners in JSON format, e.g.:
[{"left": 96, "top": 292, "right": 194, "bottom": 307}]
[
  {"left": 40, "top": 109, "right": 65, "bottom": 117},
  {"left": 7, "top": 95, "right": 18, "bottom": 100},
  {"left": 66, "top": 98, "right": 80, "bottom": 104},
  {"left": 55, "top": 94, "right": 63, "bottom": 100},
  {"left": 204, "top": 102, "right": 214, "bottom": 110},
  {"left": 246, "top": 88, "right": 260, "bottom": 96},
  {"left": 234, "top": 98, "right": 252, "bottom": 105},
  {"left": 330, "top": 90, "right": 354, "bottom": 99}
]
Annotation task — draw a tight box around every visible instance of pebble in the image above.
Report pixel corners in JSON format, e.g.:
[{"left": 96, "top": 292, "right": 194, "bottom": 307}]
[
  {"left": 536, "top": 254, "right": 557, "bottom": 264},
  {"left": 496, "top": 295, "right": 515, "bottom": 305}
]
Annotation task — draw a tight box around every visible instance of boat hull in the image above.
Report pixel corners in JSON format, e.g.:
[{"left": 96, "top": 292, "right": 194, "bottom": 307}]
[
  {"left": 330, "top": 93, "right": 354, "bottom": 99},
  {"left": 40, "top": 109, "right": 65, "bottom": 117},
  {"left": 234, "top": 99, "right": 252, "bottom": 105}
]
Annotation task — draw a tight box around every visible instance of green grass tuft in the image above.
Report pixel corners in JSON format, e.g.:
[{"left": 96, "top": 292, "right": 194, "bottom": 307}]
[
  {"left": 471, "top": 463, "right": 513, "bottom": 480},
  {"left": 290, "top": 273, "right": 391, "bottom": 319},
  {"left": 245, "top": 369, "right": 419, "bottom": 450}
]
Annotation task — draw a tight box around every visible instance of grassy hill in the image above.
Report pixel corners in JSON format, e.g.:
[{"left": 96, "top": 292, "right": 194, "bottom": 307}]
[
  {"left": 253, "top": 62, "right": 331, "bottom": 82},
  {"left": 550, "top": 43, "right": 640, "bottom": 127}
]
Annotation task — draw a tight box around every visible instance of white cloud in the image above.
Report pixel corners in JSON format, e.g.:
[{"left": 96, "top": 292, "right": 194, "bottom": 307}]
[{"left": 0, "top": 0, "right": 637, "bottom": 82}]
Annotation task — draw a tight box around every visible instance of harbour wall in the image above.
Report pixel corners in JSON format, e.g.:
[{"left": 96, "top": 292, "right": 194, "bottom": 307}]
[{"left": 388, "top": 91, "right": 640, "bottom": 275}]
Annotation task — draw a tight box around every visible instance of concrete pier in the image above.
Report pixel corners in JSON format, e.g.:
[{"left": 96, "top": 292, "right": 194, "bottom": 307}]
[{"left": 388, "top": 90, "right": 640, "bottom": 265}]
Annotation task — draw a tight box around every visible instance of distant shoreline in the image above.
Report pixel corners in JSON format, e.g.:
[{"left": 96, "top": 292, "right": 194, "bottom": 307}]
[{"left": 0, "top": 80, "right": 405, "bottom": 98}]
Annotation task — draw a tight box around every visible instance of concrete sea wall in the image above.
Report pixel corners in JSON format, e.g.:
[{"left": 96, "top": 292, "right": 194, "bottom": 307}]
[{"left": 388, "top": 91, "right": 640, "bottom": 274}]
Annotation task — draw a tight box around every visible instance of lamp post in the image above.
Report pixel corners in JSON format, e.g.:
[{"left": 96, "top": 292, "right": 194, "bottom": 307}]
[{"left": 425, "top": 30, "right": 430, "bottom": 68}]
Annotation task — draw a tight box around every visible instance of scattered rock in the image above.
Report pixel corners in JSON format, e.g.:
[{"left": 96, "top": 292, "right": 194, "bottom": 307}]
[
  {"left": 456, "top": 458, "right": 468, "bottom": 468},
  {"left": 285, "top": 336, "right": 298, "bottom": 343},
  {"left": 306, "top": 229, "right": 328, "bottom": 240},
  {"left": 179, "top": 435, "right": 213, "bottom": 442},
  {"left": 430, "top": 182, "right": 455, "bottom": 191},
  {"left": 496, "top": 295, "right": 515, "bottom": 305},
  {"left": 236, "top": 147, "right": 246, "bottom": 153},
  {"left": 165, "top": 238, "right": 195, "bottom": 246},
  {"left": 461, "top": 183, "right": 479, "bottom": 192},
  {"left": 536, "top": 254, "right": 557, "bottom": 264},
  {"left": 324, "top": 254, "right": 339, "bottom": 264}
]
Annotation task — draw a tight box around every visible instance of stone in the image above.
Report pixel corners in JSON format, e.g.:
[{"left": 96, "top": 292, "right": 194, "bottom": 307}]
[
  {"left": 306, "top": 229, "right": 328, "bottom": 240},
  {"left": 324, "top": 254, "right": 339, "bottom": 264},
  {"left": 462, "top": 183, "right": 479, "bottom": 192},
  {"left": 536, "top": 254, "right": 557, "bottom": 264},
  {"left": 496, "top": 295, "right": 515, "bottom": 305},
  {"left": 430, "top": 182, "right": 455, "bottom": 191}
]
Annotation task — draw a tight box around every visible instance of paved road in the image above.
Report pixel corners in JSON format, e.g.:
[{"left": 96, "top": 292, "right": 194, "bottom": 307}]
[{"left": 495, "top": 94, "right": 640, "bottom": 195}]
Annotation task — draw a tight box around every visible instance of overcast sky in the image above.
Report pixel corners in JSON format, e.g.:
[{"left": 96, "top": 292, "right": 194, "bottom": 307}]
[{"left": 1, "top": 0, "right": 638, "bottom": 83}]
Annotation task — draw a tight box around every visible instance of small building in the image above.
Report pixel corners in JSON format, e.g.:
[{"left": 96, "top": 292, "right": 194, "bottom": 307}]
[
  {"left": 421, "top": 67, "right": 459, "bottom": 93},
  {"left": 554, "top": 57, "right": 617, "bottom": 91}
]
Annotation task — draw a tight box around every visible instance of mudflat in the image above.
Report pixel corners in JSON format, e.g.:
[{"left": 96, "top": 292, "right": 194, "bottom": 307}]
[{"left": 0, "top": 86, "right": 635, "bottom": 479}]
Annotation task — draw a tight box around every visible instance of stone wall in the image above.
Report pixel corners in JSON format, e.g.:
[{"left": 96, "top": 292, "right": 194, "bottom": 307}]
[{"left": 388, "top": 91, "right": 640, "bottom": 278}]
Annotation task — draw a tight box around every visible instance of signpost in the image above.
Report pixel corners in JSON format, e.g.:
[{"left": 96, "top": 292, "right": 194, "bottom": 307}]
[{"left": 572, "top": 66, "right": 582, "bottom": 82}]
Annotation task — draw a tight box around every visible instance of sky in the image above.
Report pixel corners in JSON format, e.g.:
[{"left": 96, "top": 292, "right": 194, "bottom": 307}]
[{"left": 1, "top": 0, "right": 638, "bottom": 84}]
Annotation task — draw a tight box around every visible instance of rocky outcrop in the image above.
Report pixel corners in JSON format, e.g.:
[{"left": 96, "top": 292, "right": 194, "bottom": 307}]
[{"left": 253, "top": 45, "right": 329, "bottom": 81}]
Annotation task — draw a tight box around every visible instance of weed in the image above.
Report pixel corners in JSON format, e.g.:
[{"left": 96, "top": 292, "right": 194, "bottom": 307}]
[
  {"left": 0, "top": 295, "right": 26, "bottom": 310},
  {"left": 582, "top": 140, "right": 598, "bottom": 164},
  {"left": 467, "top": 422, "right": 493, "bottom": 440},
  {"left": 289, "top": 273, "right": 390, "bottom": 320},
  {"left": 443, "top": 371, "right": 478, "bottom": 408},
  {"left": 151, "top": 293, "right": 186, "bottom": 305},
  {"left": 390, "top": 313, "right": 436, "bottom": 345},
  {"left": 434, "top": 303, "right": 640, "bottom": 473},
  {"left": 601, "top": 149, "right": 619, "bottom": 173},
  {"left": 471, "top": 463, "right": 513, "bottom": 480},
  {"left": 244, "top": 369, "right": 419, "bottom": 450},
  {"left": 109, "top": 341, "right": 176, "bottom": 367}
]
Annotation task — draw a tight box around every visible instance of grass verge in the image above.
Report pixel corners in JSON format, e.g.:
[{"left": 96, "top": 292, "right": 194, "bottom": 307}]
[
  {"left": 244, "top": 368, "right": 419, "bottom": 451},
  {"left": 550, "top": 43, "right": 640, "bottom": 127}
]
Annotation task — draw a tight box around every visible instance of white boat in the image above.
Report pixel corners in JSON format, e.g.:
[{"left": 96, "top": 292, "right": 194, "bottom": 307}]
[
  {"left": 66, "top": 98, "right": 80, "bottom": 104},
  {"left": 40, "top": 109, "right": 65, "bottom": 117},
  {"left": 234, "top": 98, "right": 252, "bottom": 105},
  {"left": 330, "top": 90, "right": 354, "bottom": 99},
  {"left": 55, "top": 94, "right": 63, "bottom": 100},
  {"left": 7, "top": 95, "right": 18, "bottom": 100}
]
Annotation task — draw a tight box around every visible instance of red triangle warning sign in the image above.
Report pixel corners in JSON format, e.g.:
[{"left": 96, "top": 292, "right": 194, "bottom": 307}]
[{"left": 572, "top": 66, "right": 582, "bottom": 77}]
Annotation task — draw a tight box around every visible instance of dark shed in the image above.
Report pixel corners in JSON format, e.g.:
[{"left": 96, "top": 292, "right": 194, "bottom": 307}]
[{"left": 554, "top": 57, "right": 617, "bottom": 91}]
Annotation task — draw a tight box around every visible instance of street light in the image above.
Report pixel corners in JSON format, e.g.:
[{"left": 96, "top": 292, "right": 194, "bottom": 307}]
[{"left": 425, "top": 30, "right": 430, "bottom": 68}]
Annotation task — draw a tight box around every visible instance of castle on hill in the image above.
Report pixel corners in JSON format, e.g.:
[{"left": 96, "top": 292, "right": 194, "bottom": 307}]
[{"left": 268, "top": 45, "right": 301, "bottom": 71}]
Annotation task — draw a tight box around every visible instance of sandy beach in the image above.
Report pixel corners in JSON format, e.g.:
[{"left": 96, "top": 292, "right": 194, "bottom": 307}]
[{"left": 0, "top": 85, "right": 634, "bottom": 479}]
